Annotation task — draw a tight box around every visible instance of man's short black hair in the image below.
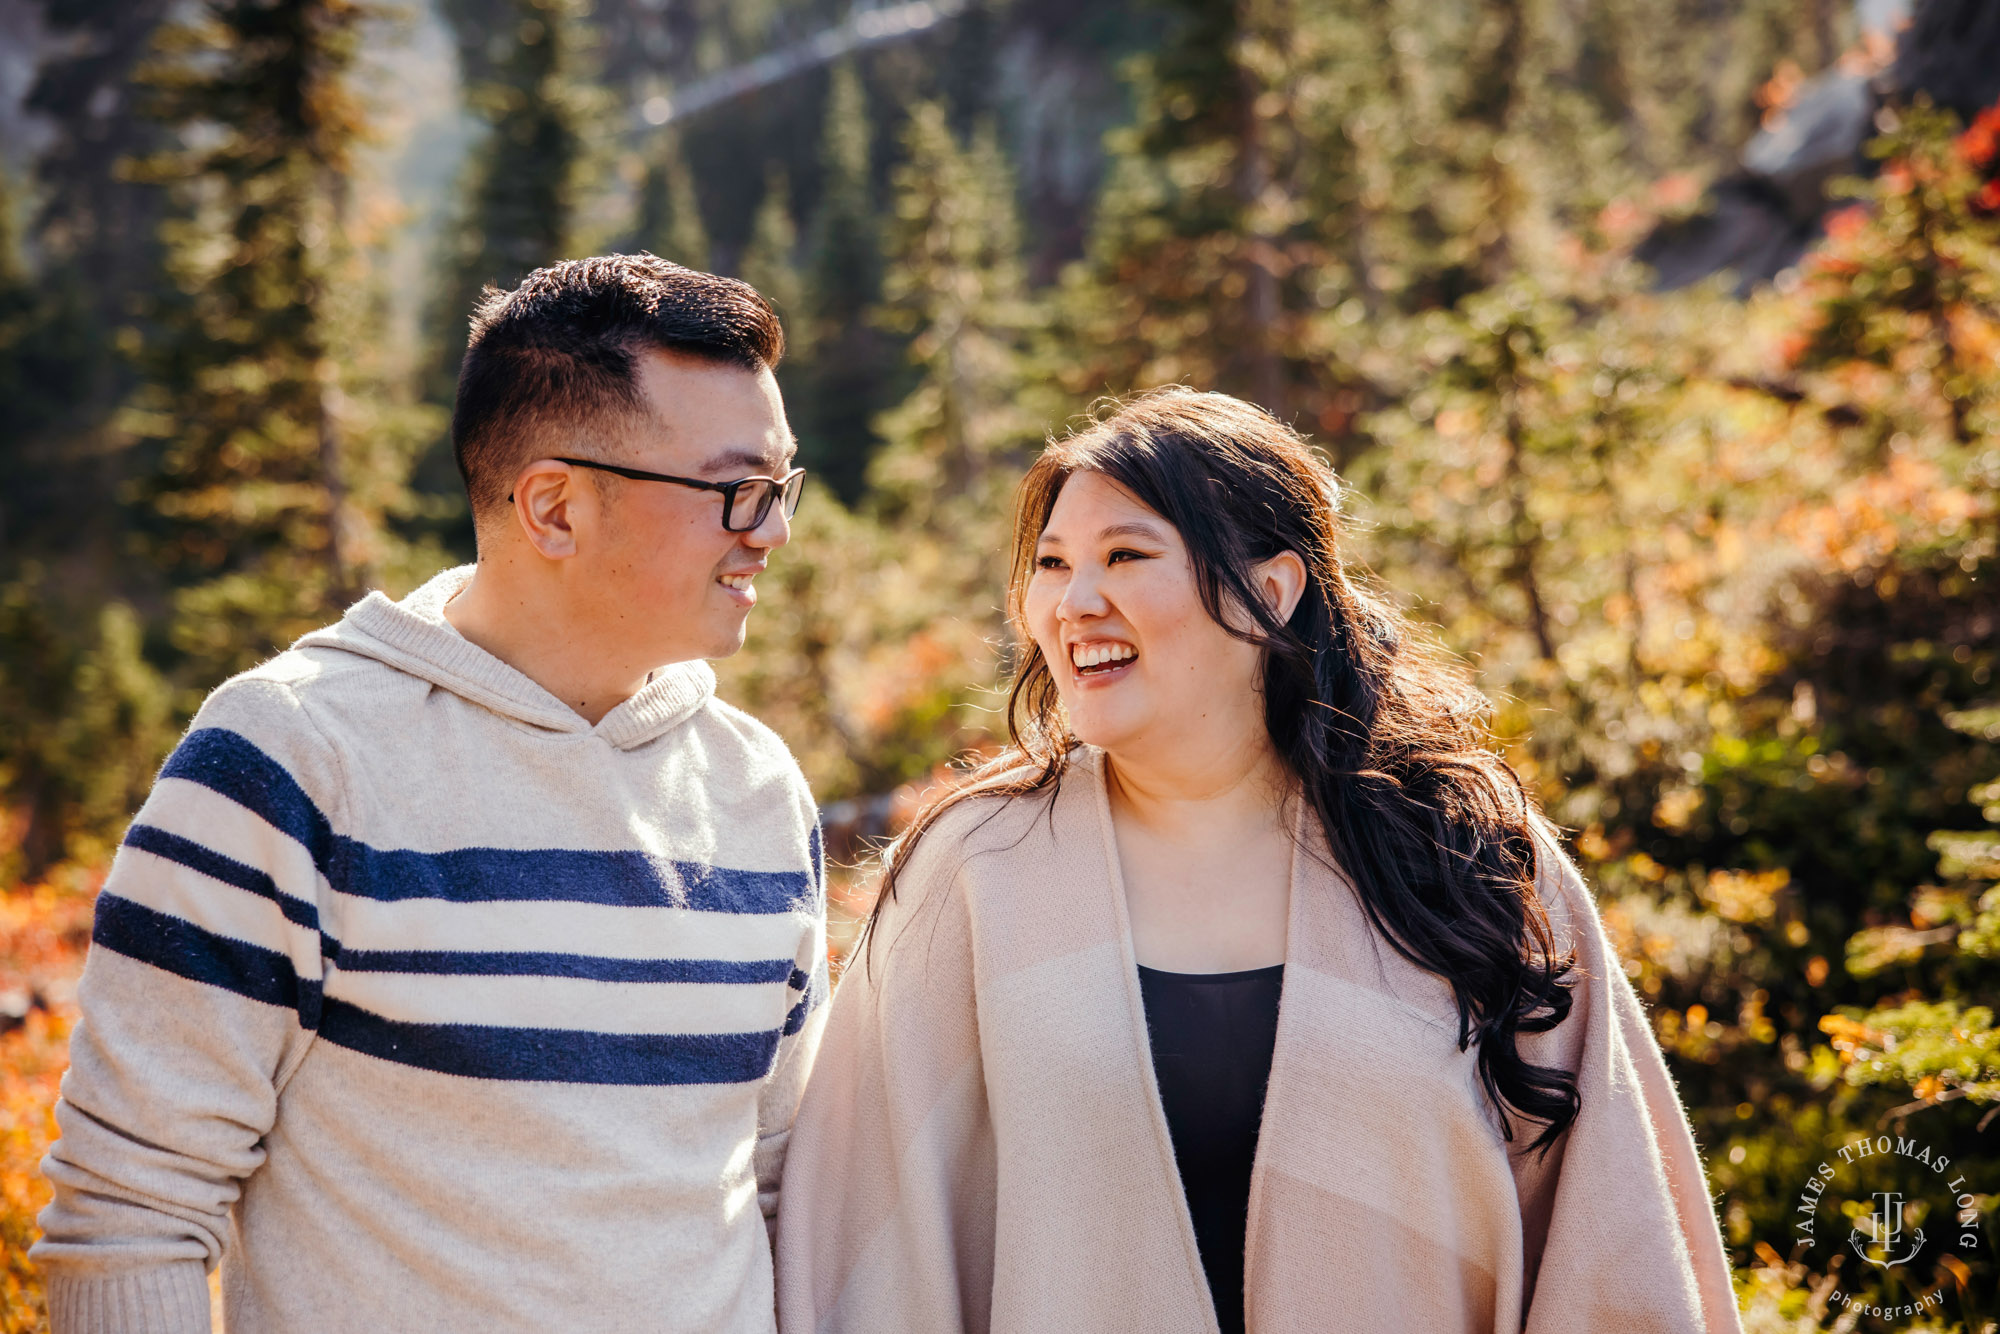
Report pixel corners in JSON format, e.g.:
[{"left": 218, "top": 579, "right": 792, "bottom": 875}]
[{"left": 452, "top": 253, "right": 785, "bottom": 519}]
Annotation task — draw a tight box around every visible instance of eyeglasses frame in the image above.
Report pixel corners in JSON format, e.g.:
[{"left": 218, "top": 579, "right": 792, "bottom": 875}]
[{"left": 513, "top": 457, "right": 807, "bottom": 532}]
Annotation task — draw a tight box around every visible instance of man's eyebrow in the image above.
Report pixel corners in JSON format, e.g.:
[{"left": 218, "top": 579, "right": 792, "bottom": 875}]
[{"left": 697, "top": 440, "right": 795, "bottom": 476}]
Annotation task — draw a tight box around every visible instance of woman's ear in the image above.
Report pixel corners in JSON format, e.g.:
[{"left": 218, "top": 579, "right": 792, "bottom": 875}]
[{"left": 1255, "top": 550, "right": 1309, "bottom": 624}]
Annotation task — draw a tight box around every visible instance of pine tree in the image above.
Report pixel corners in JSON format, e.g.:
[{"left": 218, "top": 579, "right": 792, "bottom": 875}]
[
  {"left": 1064, "top": 0, "right": 1837, "bottom": 450},
  {"left": 0, "top": 140, "right": 123, "bottom": 569},
  {"left": 632, "top": 130, "right": 712, "bottom": 270},
  {"left": 714, "top": 104, "right": 1059, "bottom": 803},
  {"left": 794, "top": 62, "right": 891, "bottom": 503},
  {"left": 428, "top": 0, "right": 590, "bottom": 406},
  {"left": 869, "top": 104, "right": 1049, "bottom": 528},
  {"left": 125, "top": 0, "right": 427, "bottom": 674},
  {"left": 740, "top": 164, "right": 804, "bottom": 340},
  {"left": 1058, "top": 0, "right": 1378, "bottom": 436},
  {"left": 0, "top": 576, "right": 177, "bottom": 883},
  {"left": 1790, "top": 100, "right": 2000, "bottom": 445},
  {"left": 16, "top": 0, "right": 173, "bottom": 507},
  {"left": 1831, "top": 697, "right": 2000, "bottom": 1119}
]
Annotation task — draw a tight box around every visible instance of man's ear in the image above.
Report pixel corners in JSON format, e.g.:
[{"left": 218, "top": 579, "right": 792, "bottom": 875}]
[
  {"left": 1255, "top": 550, "right": 1308, "bottom": 623},
  {"left": 510, "top": 460, "right": 584, "bottom": 560}
]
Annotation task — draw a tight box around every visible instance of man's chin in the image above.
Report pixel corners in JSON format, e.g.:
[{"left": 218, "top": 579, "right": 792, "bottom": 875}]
[{"left": 700, "top": 616, "right": 751, "bottom": 660}]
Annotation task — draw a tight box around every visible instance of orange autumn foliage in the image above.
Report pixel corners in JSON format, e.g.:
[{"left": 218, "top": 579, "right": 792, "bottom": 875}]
[{"left": 1, "top": 873, "right": 98, "bottom": 1334}]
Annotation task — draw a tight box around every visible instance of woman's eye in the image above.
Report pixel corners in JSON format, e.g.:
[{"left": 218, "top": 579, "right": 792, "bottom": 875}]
[
  {"left": 1107, "top": 549, "right": 1146, "bottom": 563},
  {"left": 1035, "top": 555, "right": 1065, "bottom": 570}
]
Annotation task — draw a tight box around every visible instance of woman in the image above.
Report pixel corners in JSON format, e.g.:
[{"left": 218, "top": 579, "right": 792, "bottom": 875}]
[{"left": 775, "top": 388, "right": 1740, "bottom": 1334}]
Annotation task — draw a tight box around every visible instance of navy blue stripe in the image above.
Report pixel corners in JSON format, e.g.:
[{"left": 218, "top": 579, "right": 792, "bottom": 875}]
[
  {"left": 92, "top": 894, "right": 320, "bottom": 1024},
  {"left": 118, "top": 822, "right": 805, "bottom": 991},
  {"left": 809, "top": 819, "right": 825, "bottom": 895},
  {"left": 787, "top": 965, "right": 811, "bottom": 992},
  {"left": 162, "top": 729, "right": 334, "bottom": 863},
  {"left": 163, "top": 731, "right": 814, "bottom": 913},
  {"left": 123, "top": 823, "right": 320, "bottom": 933},
  {"left": 328, "top": 845, "right": 812, "bottom": 914},
  {"left": 333, "top": 949, "right": 795, "bottom": 985},
  {"left": 781, "top": 995, "right": 811, "bottom": 1036},
  {"left": 92, "top": 895, "right": 788, "bottom": 1083},
  {"left": 317, "top": 999, "right": 781, "bottom": 1085}
]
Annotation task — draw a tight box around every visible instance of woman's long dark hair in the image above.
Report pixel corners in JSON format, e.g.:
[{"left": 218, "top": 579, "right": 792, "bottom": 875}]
[{"left": 872, "top": 386, "right": 1580, "bottom": 1151}]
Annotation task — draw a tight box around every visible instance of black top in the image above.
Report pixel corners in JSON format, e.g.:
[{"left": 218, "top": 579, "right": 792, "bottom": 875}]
[{"left": 1135, "top": 963, "right": 1284, "bottom": 1334}]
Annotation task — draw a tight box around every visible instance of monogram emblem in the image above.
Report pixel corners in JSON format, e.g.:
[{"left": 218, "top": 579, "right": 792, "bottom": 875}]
[{"left": 1847, "top": 1191, "right": 1926, "bottom": 1268}]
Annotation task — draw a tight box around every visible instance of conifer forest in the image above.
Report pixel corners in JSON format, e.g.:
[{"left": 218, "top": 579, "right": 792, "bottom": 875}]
[{"left": 3, "top": 0, "right": 2000, "bottom": 1327}]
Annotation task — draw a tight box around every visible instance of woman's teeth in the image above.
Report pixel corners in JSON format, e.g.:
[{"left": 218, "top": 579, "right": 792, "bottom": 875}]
[
  {"left": 1070, "top": 642, "right": 1136, "bottom": 672},
  {"left": 719, "top": 574, "right": 754, "bottom": 591}
]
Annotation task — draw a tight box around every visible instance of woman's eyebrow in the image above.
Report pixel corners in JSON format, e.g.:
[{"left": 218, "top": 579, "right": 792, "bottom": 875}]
[
  {"left": 1099, "top": 521, "right": 1167, "bottom": 541},
  {"left": 1037, "top": 520, "right": 1168, "bottom": 547}
]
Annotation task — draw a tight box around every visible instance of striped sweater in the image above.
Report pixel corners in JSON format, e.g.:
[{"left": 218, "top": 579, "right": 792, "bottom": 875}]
[{"left": 33, "top": 565, "right": 829, "bottom": 1334}]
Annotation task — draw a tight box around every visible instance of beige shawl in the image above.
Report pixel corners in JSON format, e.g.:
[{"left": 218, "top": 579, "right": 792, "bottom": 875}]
[{"left": 775, "top": 747, "right": 1741, "bottom": 1333}]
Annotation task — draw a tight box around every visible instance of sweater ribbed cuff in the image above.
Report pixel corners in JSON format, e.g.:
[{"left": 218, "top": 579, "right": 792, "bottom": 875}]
[{"left": 44, "top": 1262, "right": 211, "bottom": 1334}]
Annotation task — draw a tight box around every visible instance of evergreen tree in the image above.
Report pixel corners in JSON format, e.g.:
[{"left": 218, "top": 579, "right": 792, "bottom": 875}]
[
  {"left": 740, "top": 164, "right": 804, "bottom": 336},
  {"left": 428, "top": 0, "right": 590, "bottom": 405},
  {"left": 794, "top": 62, "right": 891, "bottom": 503},
  {"left": 0, "top": 130, "right": 132, "bottom": 571},
  {"left": 16, "top": 0, "right": 175, "bottom": 538},
  {"left": 870, "top": 104, "right": 1050, "bottom": 528},
  {"left": 125, "top": 0, "right": 428, "bottom": 675},
  {"left": 0, "top": 166, "right": 77, "bottom": 562},
  {"left": 0, "top": 576, "right": 175, "bottom": 883},
  {"left": 1791, "top": 99, "right": 2000, "bottom": 445},
  {"left": 714, "top": 104, "right": 1058, "bottom": 803},
  {"left": 632, "top": 130, "right": 712, "bottom": 270},
  {"left": 1831, "top": 697, "right": 2000, "bottom": 1118},
  {"left": 1064, "top": 0, "right": 1839, "bottom": 449},
  {"left": 1059, "top": 0, "right": 1347, "bottom": 427}
]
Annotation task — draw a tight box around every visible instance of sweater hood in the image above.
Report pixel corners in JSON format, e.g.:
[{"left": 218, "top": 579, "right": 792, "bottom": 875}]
[{"left": 295, "top": 565, "right": 716, "bottom": 750}]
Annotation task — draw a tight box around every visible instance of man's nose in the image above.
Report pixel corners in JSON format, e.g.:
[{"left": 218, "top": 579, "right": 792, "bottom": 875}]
[{"left": 743, "top": 498, "right": 791, "bottom": 550}]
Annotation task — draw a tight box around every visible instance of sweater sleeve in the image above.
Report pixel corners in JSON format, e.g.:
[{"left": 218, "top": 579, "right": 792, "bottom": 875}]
[
  {"left": 774, "top": 813, "right": 998, "bottom": 1334},
  {"left": 1511, "top": 828, "right": 1743, "bottom": 1334},
  {"left": 32, "top": 675, "right": 340, "bottom": 1334},
  {"left": 755, "top": 803, "right": 832, "bottom": 1233}
]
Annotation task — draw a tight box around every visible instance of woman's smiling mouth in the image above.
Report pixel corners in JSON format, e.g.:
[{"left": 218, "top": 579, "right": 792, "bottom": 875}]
[{"left": 1069, "top": 640, "right": 1138, "bottom": 681}]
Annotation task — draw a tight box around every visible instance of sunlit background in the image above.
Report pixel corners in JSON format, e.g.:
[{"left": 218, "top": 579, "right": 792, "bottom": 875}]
[{"left": 3, "top": 0, "right": 1999, "bottom": 1327}]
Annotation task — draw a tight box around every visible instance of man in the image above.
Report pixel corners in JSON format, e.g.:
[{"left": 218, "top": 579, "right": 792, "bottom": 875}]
[{"left": 34, "top": 255, "right": 828, "bottom": 1333}]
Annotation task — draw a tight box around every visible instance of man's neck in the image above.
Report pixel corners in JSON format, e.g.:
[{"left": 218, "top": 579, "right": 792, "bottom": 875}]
[{"left": 443, "top": 559, "right": 656, "bottom": 725}]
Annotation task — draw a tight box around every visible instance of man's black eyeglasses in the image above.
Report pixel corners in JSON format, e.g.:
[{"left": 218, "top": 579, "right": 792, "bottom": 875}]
[{"left": 546, "top": 457, "right": 807, "bottom": 532}]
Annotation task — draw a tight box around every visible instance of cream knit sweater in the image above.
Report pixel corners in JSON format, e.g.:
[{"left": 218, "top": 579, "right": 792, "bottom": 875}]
[
  {"left": 775, "top": 746, "right": 1742, "bottom": 1334},
  {"left": 35, "top": 566, "right": 828, "bottom": 1333}
]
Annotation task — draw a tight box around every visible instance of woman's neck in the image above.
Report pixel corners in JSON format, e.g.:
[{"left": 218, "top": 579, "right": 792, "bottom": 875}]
[
  {"left": 1102, "top": 731, "right": 1298, "bottom": 973},
  {"left": 1102, "top": 734, "right": 1294, "bottom": 843}
]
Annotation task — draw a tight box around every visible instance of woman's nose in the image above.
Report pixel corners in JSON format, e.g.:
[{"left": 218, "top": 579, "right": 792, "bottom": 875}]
[{"left": 1058, "top": 569, "right": 1110, "bottom": 620}]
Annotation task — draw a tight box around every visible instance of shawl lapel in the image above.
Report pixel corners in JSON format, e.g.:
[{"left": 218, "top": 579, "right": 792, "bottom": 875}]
[
  {"left": 1058, "top": 748, "right": 1328, "bottom": 1334},
  {"left": 1241, "top": 797, "right": 1523, "bottom": 1334},
  {"left": 1028, "top": 746, "right": 1220, "bottom": 1331},
  {"left": 1061, "top": 748, "right": 1514, "bottom": 1333}
]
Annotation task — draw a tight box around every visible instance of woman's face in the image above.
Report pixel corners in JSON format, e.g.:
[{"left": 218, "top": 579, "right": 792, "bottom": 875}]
[{"left": 1024, "top": 470, "right": 1283, "bottom": 763}]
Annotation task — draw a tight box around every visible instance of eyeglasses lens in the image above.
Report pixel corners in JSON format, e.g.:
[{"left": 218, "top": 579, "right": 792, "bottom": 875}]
[
  {"left": 724, "top": 474, "right": 805, "bottom": 532},
  {"left": 723, "top": 484, "right": 758, "bottom": 532}
]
